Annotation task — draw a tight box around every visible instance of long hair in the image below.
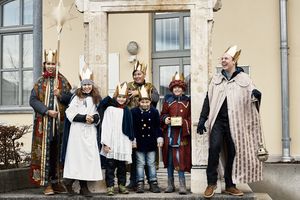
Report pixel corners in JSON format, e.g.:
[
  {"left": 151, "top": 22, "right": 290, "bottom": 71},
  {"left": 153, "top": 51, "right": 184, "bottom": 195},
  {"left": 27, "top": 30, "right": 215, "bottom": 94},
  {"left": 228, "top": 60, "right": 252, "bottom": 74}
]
[{"left": 75, "top": 85, "right": 102, "bottom": 105}]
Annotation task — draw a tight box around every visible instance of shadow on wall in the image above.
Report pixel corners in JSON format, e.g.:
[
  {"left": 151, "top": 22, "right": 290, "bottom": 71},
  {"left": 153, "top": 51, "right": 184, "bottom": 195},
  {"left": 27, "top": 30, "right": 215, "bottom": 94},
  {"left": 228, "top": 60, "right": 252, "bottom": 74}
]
[{"left": 249, "top": 162, "right": 300, "bottom": 200}]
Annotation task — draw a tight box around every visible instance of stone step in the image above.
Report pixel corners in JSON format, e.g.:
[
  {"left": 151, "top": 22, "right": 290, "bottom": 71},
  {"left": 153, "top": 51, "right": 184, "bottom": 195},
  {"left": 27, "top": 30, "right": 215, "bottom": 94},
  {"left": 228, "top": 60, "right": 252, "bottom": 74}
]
[
  {"left": 0, "top": 188, "right": 266, "bottom": 200},
  {"left": 0, "top": 167, "right": 272, "bottom": 199}
]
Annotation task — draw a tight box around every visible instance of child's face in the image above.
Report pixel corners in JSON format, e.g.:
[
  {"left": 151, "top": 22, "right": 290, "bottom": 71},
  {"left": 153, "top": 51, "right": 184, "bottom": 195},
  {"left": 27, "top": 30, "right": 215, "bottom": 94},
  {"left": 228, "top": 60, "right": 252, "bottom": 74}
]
[
  {"left": 139, "top": 99, "right": 151, "bottom": 110},
  {"left": 45, "top": 62, "right": 56, "bottom": 74},
  {"left": 172, "top": 86, "right": 183, "bottom": 96},
  {"left": 116, "top": 95, "right": 127, "bottom": 105},
  {"left": 82, "top": 84, "right": 93, "bottom": 94}
]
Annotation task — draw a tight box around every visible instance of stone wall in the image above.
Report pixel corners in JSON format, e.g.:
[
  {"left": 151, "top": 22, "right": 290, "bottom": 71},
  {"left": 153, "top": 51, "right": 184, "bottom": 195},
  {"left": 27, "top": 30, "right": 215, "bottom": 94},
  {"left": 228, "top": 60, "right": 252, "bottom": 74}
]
[
  {"left": 249, "top": 163, "right": 300, "bottom": 200},
  {"left": 0, "top": 168, "right": 34, "bottom": 193}
]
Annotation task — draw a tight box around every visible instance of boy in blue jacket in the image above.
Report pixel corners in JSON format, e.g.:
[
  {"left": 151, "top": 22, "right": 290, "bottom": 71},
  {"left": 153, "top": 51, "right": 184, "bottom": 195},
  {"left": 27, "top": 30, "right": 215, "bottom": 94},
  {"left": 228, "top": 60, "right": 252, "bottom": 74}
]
[{"left": 131, "top": 86, "right": 163, "bottom": 193}]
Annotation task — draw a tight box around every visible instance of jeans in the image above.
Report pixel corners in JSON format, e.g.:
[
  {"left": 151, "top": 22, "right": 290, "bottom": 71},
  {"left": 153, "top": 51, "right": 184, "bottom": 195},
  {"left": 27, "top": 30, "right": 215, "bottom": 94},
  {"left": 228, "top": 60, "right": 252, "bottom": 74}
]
[
  {"left": 167, "top": 147, "right": 185, "bottom": 179},
  {"left": 136, "top": 151, "right": 157, "bottom": 182}
]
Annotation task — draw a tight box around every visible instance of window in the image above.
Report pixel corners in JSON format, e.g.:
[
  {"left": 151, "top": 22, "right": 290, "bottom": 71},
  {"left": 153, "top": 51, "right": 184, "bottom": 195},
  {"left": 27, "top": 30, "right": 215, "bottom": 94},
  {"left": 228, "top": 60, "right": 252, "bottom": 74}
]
[
  {"left": 152, "top": 12, "right": 191, "bottom": 109},
  {"left": 0, "top": 0, "right": 33, "bottom": 110},
  {"left": 153, "top": 12, "right": 190, "bottom": 53}
]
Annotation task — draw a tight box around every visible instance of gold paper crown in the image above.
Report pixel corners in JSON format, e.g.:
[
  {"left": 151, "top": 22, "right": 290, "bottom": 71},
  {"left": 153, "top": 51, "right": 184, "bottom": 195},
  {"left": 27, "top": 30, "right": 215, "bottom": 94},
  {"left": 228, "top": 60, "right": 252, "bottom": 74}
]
[
  {"left": 134, "top": 60, "right": 147, "bottom": 75},
  {"left": 172, "top": 72, "right": 185, "bottom": 82},
  {"left": 44, "top": 49, "right": 58, "bottom": 64},
  {"left": 115, "top": 82, "right": 128, "bottom": 97},
  {"left": 224, "top": 45, "right": 241, "bottom": 62},
  {"left": 138, "top": 85, "right": 150, "bottom": 99}
]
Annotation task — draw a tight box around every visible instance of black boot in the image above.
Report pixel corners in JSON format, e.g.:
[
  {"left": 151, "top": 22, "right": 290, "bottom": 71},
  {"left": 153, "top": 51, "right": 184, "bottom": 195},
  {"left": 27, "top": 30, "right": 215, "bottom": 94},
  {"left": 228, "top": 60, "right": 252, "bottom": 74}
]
[
  {"left": 149, "top": 181, "right": 161, "bottom": 193},
  {"left": 79, "top": 180, "right": 92, "bottom": 197},
  {"left": 136, "top": 181, "right": 144, "bottom": 193},
  {"left": 126, "top": 180, "right": 137, "bottom": 191},
  {"left": 65, "top": 179, "right": 76, "bottom": 196}
]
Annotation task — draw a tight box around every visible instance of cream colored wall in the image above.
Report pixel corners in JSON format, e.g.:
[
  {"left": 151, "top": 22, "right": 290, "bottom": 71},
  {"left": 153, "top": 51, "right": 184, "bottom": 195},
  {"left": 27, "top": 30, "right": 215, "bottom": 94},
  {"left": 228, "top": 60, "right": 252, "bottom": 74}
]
[
  {"left": 288, "top": 0, "right": 300, "bottom": 157},
  {"left": 2, "top": 0, "right": 300, "bottom": 159},
  {"left": 108, "top": 13, "right": 151, "bottom": 84},
  {"left": 43, "top": 0, "right": 84, "bottom": 88},
  {"left": 212, "top": 0, "right": 282, "bottom": 156}
]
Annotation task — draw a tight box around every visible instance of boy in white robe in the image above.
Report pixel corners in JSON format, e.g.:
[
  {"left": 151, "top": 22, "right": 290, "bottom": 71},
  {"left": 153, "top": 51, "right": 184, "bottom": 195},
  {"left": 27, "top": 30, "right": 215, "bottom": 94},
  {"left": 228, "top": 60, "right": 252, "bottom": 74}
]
[{"left": 100, "top": 82, "right": 135, "bottom": 196}]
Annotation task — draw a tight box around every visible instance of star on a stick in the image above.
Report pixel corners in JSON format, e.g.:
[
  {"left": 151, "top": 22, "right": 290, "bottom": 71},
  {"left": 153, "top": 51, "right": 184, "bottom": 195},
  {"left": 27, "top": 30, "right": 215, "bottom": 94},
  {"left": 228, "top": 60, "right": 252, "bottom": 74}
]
[
  {"left": 51, "top": 0, "right": 70, "bottom": 34},
  {"left": 45, "top": 0, "right": 75, "bottom": 34}
]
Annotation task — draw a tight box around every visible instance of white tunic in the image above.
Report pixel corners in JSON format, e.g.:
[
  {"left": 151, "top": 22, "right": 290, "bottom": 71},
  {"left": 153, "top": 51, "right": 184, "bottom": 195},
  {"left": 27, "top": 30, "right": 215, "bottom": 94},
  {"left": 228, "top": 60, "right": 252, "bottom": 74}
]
[
  {"left": 100, "top": 106, "right": 132, "bottom": 163},
  {"left": 63, "top": 96, "right": 102, "bottom": 181}
]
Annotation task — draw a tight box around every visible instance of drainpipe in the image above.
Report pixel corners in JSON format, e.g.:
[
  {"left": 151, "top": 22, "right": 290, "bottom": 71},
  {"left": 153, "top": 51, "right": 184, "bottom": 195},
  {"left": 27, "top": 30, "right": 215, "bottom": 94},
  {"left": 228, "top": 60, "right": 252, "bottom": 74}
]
[
  {"left": 33, "top": 0, "right": 43, "bottom": 82},
  {"left": 279, "top": 0, "right": 292, "bottom": 162}
]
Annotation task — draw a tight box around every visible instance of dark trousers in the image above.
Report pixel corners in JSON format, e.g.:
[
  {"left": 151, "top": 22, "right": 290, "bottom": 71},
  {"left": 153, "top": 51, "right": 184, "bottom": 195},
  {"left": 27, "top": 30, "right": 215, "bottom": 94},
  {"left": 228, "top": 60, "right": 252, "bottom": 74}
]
[
  {"left": 206, "top": 118, "right": 236, "bottom": 188},
  {"left": 49, "top": 133, "right": 59, "bottom": 183},
  {"left": 129, "top": 149, "right": 137, "bottom": 184},
  {"left": 105, "top": 158, "right": 126, "bottom": 187}
]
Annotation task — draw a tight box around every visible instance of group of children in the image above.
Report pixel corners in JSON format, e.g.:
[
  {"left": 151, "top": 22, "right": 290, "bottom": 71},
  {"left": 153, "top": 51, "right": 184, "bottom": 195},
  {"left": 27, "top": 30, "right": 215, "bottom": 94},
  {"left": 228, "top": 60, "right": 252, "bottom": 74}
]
[{"left": 61, "top": 62, "right": 191, "bottom": 196}]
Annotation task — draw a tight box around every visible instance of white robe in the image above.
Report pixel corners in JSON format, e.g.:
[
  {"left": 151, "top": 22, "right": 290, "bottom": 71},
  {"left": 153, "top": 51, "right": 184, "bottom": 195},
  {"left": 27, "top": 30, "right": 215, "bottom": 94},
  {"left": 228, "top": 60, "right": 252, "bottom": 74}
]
[
  {"left": 63, "top": 96, "right": 102, "bottom": 181},
  {"left": 100, "top": 106, "right": 132, "bottom": 163}
]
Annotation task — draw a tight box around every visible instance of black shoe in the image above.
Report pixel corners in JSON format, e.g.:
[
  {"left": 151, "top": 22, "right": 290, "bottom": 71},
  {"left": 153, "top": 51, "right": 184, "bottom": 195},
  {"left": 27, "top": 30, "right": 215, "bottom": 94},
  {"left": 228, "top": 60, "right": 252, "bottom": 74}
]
[
  {"left": 79, "top": 181, "right": 92, "bottom": 197},
  {"left": 126, "top": 181, "right": 137, "bottom": 191},
  {"left": 150, "top": 181, "right": 160, "bottom": 193},
  {"left": 65, "top": 182, "right": 76, "bottom": 196},
  {"left": 80, "top": 187, "right": 92, "bottom": 197},
  {"left": 136, "top": 181, "right": 144, "bottom": 193}
]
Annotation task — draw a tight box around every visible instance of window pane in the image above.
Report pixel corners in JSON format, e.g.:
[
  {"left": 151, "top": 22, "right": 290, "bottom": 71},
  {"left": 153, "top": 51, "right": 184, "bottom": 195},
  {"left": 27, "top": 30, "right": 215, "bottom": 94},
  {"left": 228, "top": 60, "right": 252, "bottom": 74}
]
[
  {"left": 155, "top": 18, "right": 179, "bottom": 51},
  {"left": 22, "top": 71, "right": 32, "bottom": 105},
  {"left": 2, "top": 35, "right": 20, "bottom": 69},
  {"left": 184, "top": 17, "right": 190, "bottom": 49},
  {"left": 183, "top": 65, "right": 191, "bottom": 95},
  {"left": 23, "top": 0, "right": 33, "bottom": 24},
  {"left": 1, "top": 72, "right": 19, "bottom": 105},
  {"left": 159, "top": 65, "right": 179, "bottom": 96},
  {"left": 3, "top": 0, "right": 20, "bottom": 26},
  {"left": 23, "top": 34, "right": 33, "bottom": 68}
]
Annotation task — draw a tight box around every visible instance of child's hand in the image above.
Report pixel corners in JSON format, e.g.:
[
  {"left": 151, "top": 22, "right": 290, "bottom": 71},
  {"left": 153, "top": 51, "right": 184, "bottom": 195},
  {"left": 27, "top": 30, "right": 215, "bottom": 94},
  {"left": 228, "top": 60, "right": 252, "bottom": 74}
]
[
  {"left": 53, "top": 88, "right": 61, "bottom": 98},
  {"left": 165, "top": 117, "right": 171, "bottom": 125},
  {"left": 132, "top": 143, "right": 137, "bottom": 148},
  {"left": 157, "top": 137, "right": 163, "bottom": 147},
  {"left": 86, "top": 114, "right": 94, "bottom": 124},
  {"left": 103, "top": 145, "right": 111, "bottom": 153},
  {"left": 157, "top": 142, "right": 163, "bottom": 148}
]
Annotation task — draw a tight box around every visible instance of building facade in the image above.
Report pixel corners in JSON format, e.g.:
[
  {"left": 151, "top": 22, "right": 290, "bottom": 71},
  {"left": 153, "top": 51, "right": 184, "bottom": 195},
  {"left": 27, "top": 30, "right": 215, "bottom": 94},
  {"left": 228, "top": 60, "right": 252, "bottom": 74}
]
[{"left": 1, "top": 0, "right": 300, "bottom": 192}]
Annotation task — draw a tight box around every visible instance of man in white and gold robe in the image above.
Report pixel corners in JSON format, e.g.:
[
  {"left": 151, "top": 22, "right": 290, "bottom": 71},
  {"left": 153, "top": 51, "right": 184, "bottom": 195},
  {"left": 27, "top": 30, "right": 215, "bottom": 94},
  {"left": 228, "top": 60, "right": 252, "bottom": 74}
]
[{"left": 197, "top": 45, "right": 263, "bottom": 198}]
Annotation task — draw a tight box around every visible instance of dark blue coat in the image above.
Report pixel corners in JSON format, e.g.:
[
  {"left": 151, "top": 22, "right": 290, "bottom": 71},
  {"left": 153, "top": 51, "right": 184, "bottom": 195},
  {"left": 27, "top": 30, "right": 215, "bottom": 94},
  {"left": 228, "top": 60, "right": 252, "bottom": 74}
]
[{"left": 131, "top": 106, "right": 162, "bottom": 152}]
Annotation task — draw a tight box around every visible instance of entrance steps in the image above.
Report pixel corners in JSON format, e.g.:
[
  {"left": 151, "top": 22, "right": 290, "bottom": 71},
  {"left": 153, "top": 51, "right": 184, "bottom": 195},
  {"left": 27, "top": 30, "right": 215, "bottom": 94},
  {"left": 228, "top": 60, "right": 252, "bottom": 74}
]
[{"left": 0, "top": 168, "right": 272, "bottom": 199}]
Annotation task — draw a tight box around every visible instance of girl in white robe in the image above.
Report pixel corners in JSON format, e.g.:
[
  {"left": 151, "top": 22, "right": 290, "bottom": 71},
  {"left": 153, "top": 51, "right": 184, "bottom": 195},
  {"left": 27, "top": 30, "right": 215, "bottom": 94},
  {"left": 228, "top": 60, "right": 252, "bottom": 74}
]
[{"left": 63, "top": 79, "right": 102, "bottom": 196}]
